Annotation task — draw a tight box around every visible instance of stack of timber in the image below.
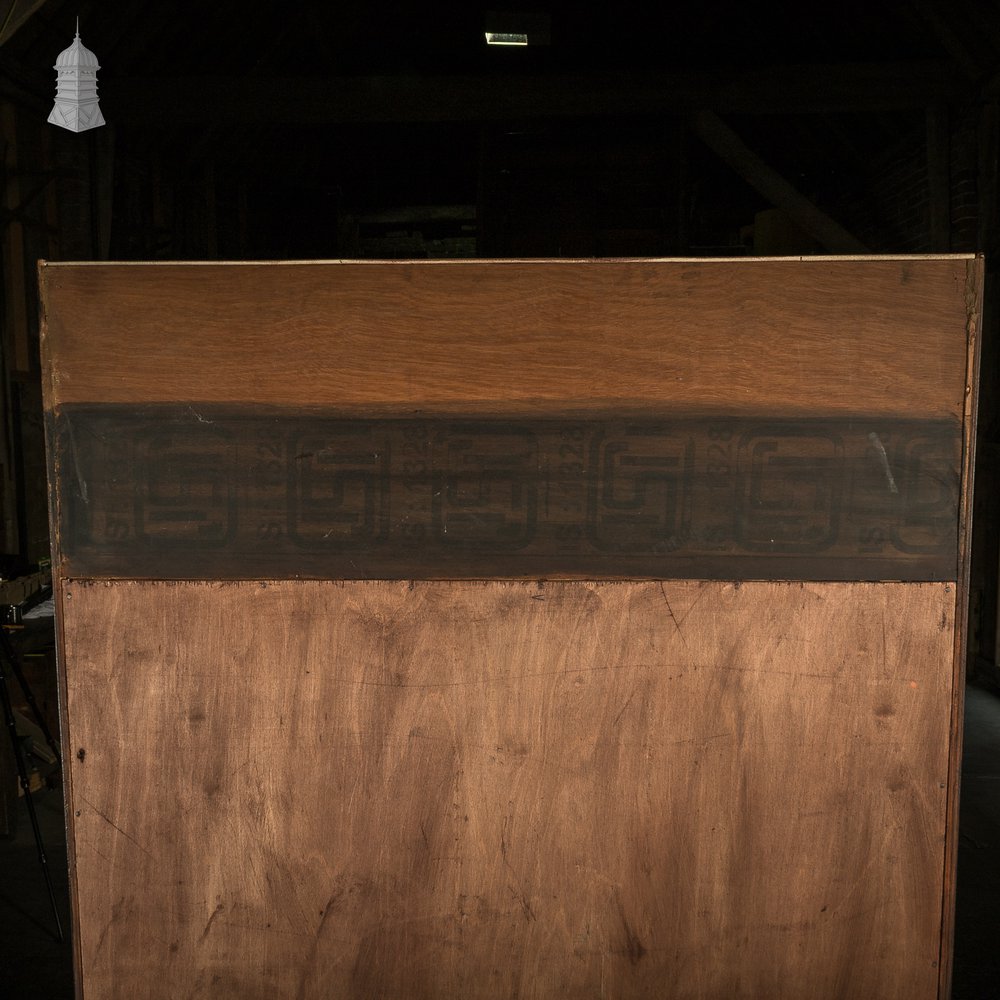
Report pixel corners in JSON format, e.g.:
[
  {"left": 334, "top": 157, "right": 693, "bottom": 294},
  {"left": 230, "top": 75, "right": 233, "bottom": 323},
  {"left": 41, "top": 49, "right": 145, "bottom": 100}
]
[{"left": 40, "top": 256, "right": 981, "bottom": 999}]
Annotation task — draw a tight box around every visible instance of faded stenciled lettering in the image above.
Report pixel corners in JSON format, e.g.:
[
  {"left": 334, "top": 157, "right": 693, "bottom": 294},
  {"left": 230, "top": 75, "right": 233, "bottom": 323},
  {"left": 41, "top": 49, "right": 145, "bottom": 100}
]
[{"left": 54, "top": 406, "right": 960, "bottom": 581}]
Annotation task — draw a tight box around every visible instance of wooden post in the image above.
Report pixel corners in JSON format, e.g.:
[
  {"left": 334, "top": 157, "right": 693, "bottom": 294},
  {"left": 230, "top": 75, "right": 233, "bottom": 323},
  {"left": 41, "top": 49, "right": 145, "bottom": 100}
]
[
  {"left": 40, "top": 122, "right": 60, "bottom": 260},
  {"left": 204, "top": 161, "right": 218, "bottom": 259},
  {"left": 977, "top": 103, "right": 1000, "bottom": 674},
  {"left": 1, "top": 102, "right": 30, "bottom": 372},
  {"left": 236, "top": 180, "right": 249, "bottom": 259},
  {"left": 89, "top": 125, "right": 115, "bottom": 260},
  {"left": 927, "top": 101, "right": 951, "bottom": 252}
]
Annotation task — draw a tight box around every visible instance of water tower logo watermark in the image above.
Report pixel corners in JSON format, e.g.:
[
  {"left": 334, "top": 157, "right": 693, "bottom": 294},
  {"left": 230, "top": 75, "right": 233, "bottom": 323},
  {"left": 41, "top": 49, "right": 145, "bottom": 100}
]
[{"left": 48, "top": 19, "right": 105, "bottom": 132}]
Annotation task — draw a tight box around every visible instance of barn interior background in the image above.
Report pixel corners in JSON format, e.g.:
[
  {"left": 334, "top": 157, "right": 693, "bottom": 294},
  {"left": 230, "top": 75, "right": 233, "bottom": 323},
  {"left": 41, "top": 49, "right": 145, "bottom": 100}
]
[{"left": 2, "top": 1, "right": 1000, "bottom": 997}]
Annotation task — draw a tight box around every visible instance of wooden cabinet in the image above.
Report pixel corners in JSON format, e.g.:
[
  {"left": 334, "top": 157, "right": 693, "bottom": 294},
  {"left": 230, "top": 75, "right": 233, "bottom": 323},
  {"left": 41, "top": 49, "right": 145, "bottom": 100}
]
[{"left": 41, "top": 256, "right": 982, "bottom": 999}]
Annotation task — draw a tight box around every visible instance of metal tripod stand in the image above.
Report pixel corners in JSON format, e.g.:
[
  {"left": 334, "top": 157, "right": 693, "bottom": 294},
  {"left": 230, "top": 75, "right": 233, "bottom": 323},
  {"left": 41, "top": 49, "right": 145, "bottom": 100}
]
[{"left": 0, "top": 620, "right": 64, "bottom": 942}]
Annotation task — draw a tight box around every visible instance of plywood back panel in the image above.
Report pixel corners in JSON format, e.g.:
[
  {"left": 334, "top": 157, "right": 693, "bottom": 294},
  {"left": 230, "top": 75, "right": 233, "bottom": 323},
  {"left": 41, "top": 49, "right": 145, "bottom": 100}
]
[
  {"left": 62, "top": 579, "right": 953, "bottom": 1000},
  {"left": 39, "top": 257, "right": 982, "bottom": 1000}
]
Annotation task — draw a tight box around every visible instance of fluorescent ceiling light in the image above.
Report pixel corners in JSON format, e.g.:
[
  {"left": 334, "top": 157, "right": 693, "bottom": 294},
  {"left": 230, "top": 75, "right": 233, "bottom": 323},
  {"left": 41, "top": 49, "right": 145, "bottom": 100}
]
[
  {"left": 484, "top": 11, "right": 550, "bottom": 47},
  {"left": 485, "top": 32, "right": 529, "bottom": 46}
]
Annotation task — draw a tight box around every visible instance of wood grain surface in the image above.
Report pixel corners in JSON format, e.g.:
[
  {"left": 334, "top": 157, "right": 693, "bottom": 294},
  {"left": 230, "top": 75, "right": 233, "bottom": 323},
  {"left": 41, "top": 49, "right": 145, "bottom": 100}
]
[
  {"left": 937, "top": 257, "right": 984, "bottom": 999},
  {"left": 40, "top": 258, "right": 974, "bottom": 418},
  {"left": 61, "top": 579, "right": 954, "bottom": 1000},
  {"left": 41, "top": 258, "right": 980, "bottom": 1000}
]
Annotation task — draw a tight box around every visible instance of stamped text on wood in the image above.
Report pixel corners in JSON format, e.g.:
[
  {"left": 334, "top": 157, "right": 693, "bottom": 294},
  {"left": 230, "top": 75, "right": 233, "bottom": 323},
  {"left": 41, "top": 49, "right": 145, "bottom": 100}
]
[{"left": 54, "top": 406, "right": 960, "bottom": 580}]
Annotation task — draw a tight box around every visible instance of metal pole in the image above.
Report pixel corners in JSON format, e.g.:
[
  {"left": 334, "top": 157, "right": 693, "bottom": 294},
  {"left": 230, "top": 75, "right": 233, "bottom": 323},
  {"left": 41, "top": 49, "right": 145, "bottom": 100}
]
[{"left": 0, "top": 645, "right": 64, "bottom": 942}]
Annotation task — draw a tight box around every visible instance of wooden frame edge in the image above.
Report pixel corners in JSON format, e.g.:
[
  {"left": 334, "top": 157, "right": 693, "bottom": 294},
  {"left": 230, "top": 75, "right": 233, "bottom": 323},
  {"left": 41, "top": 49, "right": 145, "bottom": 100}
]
[
  {"left": 937, "top": 253, "right": 985, "bottom": 999},
  {"left": 37, "top": 253, "right": 979, "bottom": 267},
  {"left": 38, "top": 260, "right": 85, "bottom": 1000}
]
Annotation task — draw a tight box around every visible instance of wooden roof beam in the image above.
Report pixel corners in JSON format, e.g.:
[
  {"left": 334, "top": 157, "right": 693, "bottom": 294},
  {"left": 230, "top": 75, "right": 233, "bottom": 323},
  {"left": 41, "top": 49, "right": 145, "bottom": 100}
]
[
  {"left": 909, "top": 0, "right": 991, "bottom": 81},
  {"left": 0, "top": 0, "right": 54, "bottom": 48},
  {"left": 691, "top": 110, "right": 869, "bottom": 254},
  {"left": 98, "top": 61, "right": 964, "bottom": 125}
]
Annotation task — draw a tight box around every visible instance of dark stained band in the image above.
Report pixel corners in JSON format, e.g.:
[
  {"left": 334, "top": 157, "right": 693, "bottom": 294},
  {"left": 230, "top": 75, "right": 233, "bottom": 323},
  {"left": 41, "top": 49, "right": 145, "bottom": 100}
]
[{"left": 50, "top": 405, "right": 961, "bottom": 581}]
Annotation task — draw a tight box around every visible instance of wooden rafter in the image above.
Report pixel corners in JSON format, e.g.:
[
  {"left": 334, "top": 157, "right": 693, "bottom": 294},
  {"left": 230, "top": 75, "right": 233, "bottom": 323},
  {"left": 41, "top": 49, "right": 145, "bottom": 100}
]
[
  {"left": 0, "top": 172, "right": 58, "bottom": 228},
  {"left": 691, "top": 110, "right": 868, "bottom": 254},
  {"left": 910, "top": 0, "right": 989, "bottom": 80},
  {"left": 96, "top": 61, "right": 964, "bottom": 125},
  {"left": 926, "top": 101, "right": 951, "bottom": 251},
  {"left": 0, "top": 0, "right": 53, "bottom": 48}
]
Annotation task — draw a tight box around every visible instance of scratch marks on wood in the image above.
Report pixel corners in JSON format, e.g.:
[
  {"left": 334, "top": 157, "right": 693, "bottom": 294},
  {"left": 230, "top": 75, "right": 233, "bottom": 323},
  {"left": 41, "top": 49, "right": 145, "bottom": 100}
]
[
  {"left": 867, "top": 431, "right": 899, "bottom": 494},
  {"left": 199, "top": 902, "right": 225, "bottom": 942},
  {"left": 186, "top": 405, "right": 214, "bottom": 425},
  {"left": 499, "top": 815, "right": 535, "bottom": 922},
  {"left": 615, "top": 892, "right": 647, "bottom": 966},
  {"left": 500, "top": 816, "right": 510, "bottom": 864},
  {"left": 881, "top": 611, "right": 888, "bottom": 675},
  {"left": 341, "top": 660, "right": 658, "bottom": 689},
  {"left": 64, "top": 414, "right": 89, "bottom": 504},
  {"left": 659, "top": 582, "right": 687, "bottom": 646},
  {"left": 80, "top": 795, "right": 153, "bottom": 859},
  {"left": 707, "top": 662, "right": 840, "bottom": 681},
  {"left": 182, "top": 971, "right": 223, "bottom": 1000},
  {"left": 667, "top": 731, "right": 732, "bottom": 748},
  {"left": 612, "top": 688, "right": 637, "bottom": 727},
  {"left": 296, "top": 886, "right": 346, "bottom": 1000},
  {"left": 507, "top": 883, "right": 536, "bottom": 923},
  {"left": 93, "top": 897, "right": 128, "bottom": 957}
]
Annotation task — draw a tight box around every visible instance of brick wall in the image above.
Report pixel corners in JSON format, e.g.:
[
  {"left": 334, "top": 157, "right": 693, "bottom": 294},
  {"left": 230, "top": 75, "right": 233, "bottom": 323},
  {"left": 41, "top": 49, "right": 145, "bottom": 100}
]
[{"left": 836, "top": 109, "right": 981, "bottom": 253}]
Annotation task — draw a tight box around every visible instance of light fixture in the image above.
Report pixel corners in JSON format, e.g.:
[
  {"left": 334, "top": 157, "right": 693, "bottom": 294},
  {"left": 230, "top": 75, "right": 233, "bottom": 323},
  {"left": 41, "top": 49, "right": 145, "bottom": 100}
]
[
  {"left": 486, "top": 31, "right": 529, "bottom": 46},
  {"left": 484, "top": 11, "right": 550, "bottom": 47},
  {"left": 48, "top": 18, "right": 105, "bottom": 132}
]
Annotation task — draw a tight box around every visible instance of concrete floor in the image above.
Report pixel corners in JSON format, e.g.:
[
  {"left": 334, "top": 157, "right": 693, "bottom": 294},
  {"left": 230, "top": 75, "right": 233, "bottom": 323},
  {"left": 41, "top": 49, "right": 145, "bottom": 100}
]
[
  {"left": 953, "top": 684, "right": 1000, "bottom": 1000},
  {"left": 2, "top": 685, "right": 1000, "bottom": 998}
]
